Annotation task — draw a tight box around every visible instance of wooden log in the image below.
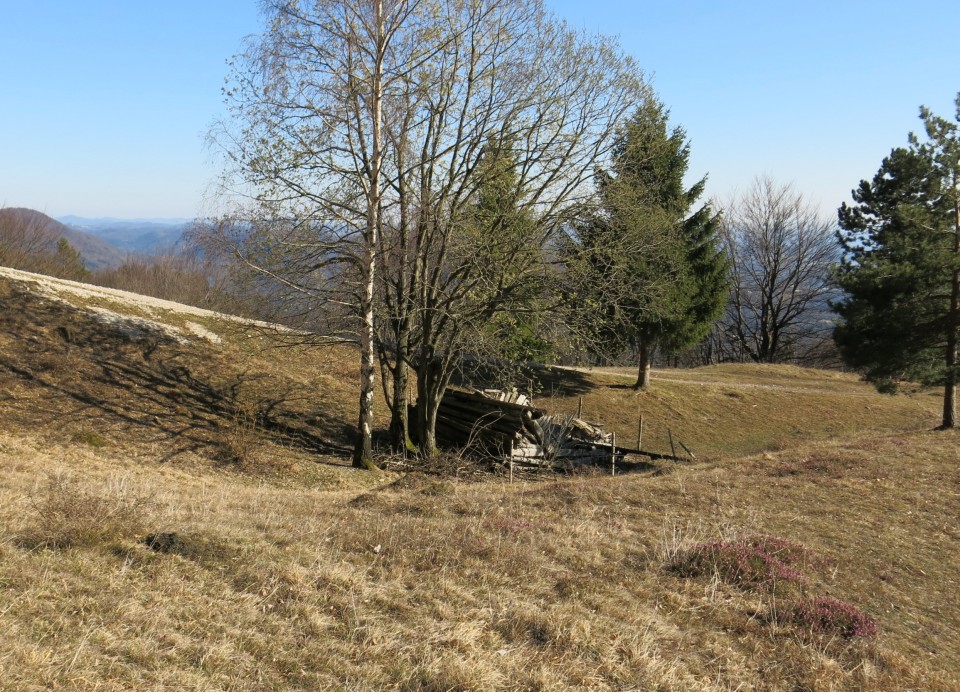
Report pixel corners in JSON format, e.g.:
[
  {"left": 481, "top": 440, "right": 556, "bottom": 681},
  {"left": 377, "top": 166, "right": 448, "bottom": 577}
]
[
  {"left": 510, "top": 446, "right": 549, "bottom": 459},
  {"left": 521, "top": 410, "right": 545, "bottom": 446},
  {"left": 440, "top": 393, "right": 523, "bottom": 412},
  {"left": 443, "top": 389, "right": 545, "bottom": 418},
  {"left": 434, "top": 419, "right": 510, "bottom": 445},
  {"left": 435, "top": 411, "right": 521, "bottom": 436},
  {"left": 437, "top": 404, "right": 524, "bottom": 429}
]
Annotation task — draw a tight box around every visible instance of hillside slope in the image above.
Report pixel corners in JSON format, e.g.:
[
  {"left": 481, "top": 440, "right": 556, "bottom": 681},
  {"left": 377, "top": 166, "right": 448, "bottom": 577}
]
[
  {"left": 0, "top": 268, "right": 957, "bottom": 689},
  {"left": 0, "top": 207, "right": 128, "bottom": 269},
  {"left": 0, "top": 267, "right": 359, "bottom": 478}
]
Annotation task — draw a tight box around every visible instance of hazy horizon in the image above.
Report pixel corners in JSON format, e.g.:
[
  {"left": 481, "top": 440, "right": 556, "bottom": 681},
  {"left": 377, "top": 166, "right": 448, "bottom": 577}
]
[{"left": 1, "top": 0, "right": 957, "bottom": 219}]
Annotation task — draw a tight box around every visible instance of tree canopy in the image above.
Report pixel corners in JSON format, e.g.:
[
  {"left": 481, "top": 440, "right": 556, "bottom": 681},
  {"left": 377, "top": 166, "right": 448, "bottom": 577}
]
[
  {"left": 564, "top": 97, "right": 728, "bottom": 389},
  {"left": 215, "top": 0, "right": 648, "bottom": 459},
  {"left": 722, "top": 178, "right": 837, "bottom": 364},
  {"left": 834, "top": 94, "right": 960, "bottom": 428}
]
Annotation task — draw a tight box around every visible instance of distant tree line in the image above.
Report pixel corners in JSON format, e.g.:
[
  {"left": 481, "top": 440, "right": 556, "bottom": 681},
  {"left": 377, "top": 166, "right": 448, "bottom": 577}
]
[
  {"left": 0, "top": 207, "right": 241, "bottom": 312},
  {"left": 0, "top": 208, "right": 90, "bottom": 282}
]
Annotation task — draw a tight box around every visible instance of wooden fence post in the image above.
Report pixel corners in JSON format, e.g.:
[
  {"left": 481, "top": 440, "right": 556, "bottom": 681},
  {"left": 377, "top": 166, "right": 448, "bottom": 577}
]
[{"left": 611, "top": 432, "right": 616, "bottom": 476}]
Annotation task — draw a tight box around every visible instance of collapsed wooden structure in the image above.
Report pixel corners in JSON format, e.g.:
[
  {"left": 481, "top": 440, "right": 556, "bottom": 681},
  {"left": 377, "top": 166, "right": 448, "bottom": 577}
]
[{"left": 431, "top": 387, "right": 658, "bottom": 469}]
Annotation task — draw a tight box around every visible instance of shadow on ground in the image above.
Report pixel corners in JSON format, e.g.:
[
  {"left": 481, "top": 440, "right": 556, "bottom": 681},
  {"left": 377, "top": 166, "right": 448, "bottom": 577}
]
[{"left": 0, "top": 280, "right": 353, "bottom": 464}]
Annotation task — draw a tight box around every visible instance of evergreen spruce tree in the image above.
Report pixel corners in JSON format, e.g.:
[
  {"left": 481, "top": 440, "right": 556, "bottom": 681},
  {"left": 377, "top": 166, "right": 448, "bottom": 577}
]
[
  {"left": 570, "top": 97, "right": 728, "bottom": 389},
  {"left": 469, "top": 139, "right": 554, "bottom": 366},
  {"left": 834, "top": 94, "right": 960, "bottom": 428}
]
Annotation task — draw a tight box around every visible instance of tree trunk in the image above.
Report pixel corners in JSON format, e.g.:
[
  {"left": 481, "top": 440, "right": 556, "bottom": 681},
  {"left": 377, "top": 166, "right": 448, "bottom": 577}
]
[
  {"left": 943, "top": 186, "right": 960, "bottom": 429},
  {"left": 415, "top": 360, "right": 443, "bottom": 458},
  {"left": 352, "top": 0, "right": 385, "bottom": 469},
  {"left": 388, "top": 355, "right": 410, "bottom": 452},
  {"left": 633, "top": 340, "right": 651, "bottom": 390},
  {"left": 354, "top": 250, "right": 377, "bottom": 467},
  {"left": 944, "top": 268, "right": 958, "bottom": 428}
]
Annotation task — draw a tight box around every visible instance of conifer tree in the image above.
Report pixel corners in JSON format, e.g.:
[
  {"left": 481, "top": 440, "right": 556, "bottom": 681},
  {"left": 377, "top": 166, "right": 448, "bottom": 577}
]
[
  {"left": 835, "top": 94, "right": 960, "bottom": 428},
  {"left": 54, "top": 237, "right": 89, "bottom": 282},
  {"left": 570, "top": 97, "right": 728, "bottom": 389}
]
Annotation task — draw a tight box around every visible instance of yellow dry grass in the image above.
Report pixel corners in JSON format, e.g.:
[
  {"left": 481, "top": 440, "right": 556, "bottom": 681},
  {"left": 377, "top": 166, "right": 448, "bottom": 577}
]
[
  {"left": 1, "top": 273, "right": 958, "bottom": 689},
  {"left": 537, "top": 363, "right": 940, "bottom": 460},
  {"left": 2, "top": 425, "right": 958, "bottom": 690}
]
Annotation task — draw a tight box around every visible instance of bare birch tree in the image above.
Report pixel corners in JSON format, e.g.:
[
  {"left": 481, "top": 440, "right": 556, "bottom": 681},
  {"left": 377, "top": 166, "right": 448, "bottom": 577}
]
[{"left": 212, "top": 0, "right": 431, "bottom": 467}]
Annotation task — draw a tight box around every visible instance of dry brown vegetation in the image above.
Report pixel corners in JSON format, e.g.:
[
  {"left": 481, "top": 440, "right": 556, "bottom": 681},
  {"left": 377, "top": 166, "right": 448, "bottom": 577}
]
[{"left": 1, "top": 273, "right": 958, "bottom": 689}]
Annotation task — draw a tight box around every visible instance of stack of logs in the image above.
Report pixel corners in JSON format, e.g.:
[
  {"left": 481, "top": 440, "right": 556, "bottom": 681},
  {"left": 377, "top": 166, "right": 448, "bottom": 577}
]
[
  {"left": 432, "top": 387, "right": 626, "bottom": 469},
  {"left": 433, "top": 388, "right": 546, "bottom": 454}
]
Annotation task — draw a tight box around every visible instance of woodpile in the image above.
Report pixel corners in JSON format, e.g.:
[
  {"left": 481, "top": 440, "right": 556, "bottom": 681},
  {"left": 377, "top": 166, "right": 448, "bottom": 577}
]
[
  {"left": 432, "top": 388, "right": 547, "bottom": 453},
  {"left": 430, "top": 387, "right": 642, "bottom": 470}
]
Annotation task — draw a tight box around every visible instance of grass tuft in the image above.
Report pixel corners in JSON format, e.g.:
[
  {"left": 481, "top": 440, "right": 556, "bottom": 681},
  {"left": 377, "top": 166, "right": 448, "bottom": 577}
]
[
  {"left": 70, "top": 430, "right": 106, "bottom": 448},
  {"left": 19, "top": 472, "right": 153, "bottom": 549},
  {"left": 668, "top": 535, "right": 812, "bottom": 594}
]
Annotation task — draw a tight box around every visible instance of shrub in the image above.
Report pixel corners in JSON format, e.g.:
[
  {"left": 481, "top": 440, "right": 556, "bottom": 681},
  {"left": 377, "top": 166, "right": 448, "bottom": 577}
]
[
  {"left": 71, "top": 430, "right": 107, "bottom": 448},
  {"left": 782, "top": 596, "right": 878, "bottom": 639},
  {"left": 21, "top": 473, "right": 153, "bottom": 549},
  {"left": 669, "top": 535, "right": 810, "bottom": 592}
]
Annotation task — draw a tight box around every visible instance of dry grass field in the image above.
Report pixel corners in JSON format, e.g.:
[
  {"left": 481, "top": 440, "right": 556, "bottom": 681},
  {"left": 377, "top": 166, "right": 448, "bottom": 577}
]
[{"left": 1, "top": 271, "right": 958, "bottom": 690}]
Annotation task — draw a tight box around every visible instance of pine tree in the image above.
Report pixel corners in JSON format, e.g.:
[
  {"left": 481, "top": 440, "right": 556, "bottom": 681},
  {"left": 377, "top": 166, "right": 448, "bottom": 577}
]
[
  {"left": 834, "top": 94, "right": 960, "bottom": 428},
  {"left": 570, "top": 97, "right": 728, "bottom": 389},
  {"left": 54, "top": 237, "right": 89, "bottom": 282}
]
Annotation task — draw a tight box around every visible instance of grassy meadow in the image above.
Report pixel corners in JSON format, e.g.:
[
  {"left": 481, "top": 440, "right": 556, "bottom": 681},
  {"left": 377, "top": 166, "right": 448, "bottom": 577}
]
[{"left": 0, "top": 273, "right": 958, "bottom": 690}]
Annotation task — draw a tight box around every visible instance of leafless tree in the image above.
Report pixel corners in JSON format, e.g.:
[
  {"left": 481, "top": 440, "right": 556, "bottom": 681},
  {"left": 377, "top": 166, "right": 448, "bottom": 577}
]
[
  {"left": 374, "top": 2, "right": 646, "bottom": 455},
  {"left": 722, "top": 177, "right": 838, "bottom": 364},
  {"left": 212, "top": 0, "right": 646, "bottom": 460},
  {"left": 212, "top": 0, "right": 430, "bottom": 467}
]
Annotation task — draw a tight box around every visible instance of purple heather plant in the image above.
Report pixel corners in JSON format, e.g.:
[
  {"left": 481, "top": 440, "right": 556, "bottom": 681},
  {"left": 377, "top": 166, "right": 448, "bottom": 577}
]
[
  {"left": 783, "top": 596, "right": 878, "bottom": 639},
  {"left": 670, "top": 535, "right": 811, "bottom": 592}
]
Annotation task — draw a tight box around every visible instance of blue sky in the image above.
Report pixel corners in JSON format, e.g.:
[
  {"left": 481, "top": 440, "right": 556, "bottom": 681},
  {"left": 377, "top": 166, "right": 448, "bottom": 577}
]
[{"left": 1, "top": 0, "right": 957, "bottom": 219}]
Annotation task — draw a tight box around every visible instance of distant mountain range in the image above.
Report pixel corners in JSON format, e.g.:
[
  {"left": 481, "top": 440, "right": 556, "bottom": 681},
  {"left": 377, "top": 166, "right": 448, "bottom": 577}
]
[
  {"left": 57, "top": 215, "right": 191, "bottom": 254},
  {"left": 0, "top": 208, "right": 129, "bottom": 270}
]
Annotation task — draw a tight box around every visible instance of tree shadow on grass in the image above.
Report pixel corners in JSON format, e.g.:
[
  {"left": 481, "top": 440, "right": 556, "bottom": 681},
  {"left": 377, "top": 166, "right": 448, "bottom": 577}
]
[{"left": 0, "top": 281, "right": 353, "bottom": 465}]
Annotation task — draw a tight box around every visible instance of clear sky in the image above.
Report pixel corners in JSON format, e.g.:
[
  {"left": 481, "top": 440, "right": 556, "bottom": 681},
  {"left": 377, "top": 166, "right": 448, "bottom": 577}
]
[{"left": 1, "top": 0, "right": 957, "bottom": 220}]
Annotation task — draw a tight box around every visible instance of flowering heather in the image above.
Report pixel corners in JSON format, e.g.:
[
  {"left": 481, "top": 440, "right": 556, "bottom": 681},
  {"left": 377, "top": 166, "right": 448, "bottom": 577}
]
[
  {"left": 669, "top": 535, "right": 810, "bottom": 592},
  {"left": 783, "top": 597, "right": 878, "bottom": 639}
]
